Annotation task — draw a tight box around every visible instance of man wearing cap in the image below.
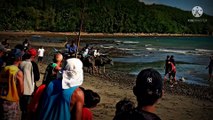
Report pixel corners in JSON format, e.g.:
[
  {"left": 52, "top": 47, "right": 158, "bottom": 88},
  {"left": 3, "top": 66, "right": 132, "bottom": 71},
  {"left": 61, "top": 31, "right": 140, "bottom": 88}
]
[
  {"left": 28, "top": 48, "right": 40, "bottom": 82},
  {"left": 39, "top": 58, "right": 84, "bottom": 120},
  {"left": 0, "top": 49, "right": 24, "bottom": 120},
  {"left": 19, "top": 50, "right": 35, "bottom": 120},
  {"left": 114, "top": 68, "right": 163, "bottom": 120}
]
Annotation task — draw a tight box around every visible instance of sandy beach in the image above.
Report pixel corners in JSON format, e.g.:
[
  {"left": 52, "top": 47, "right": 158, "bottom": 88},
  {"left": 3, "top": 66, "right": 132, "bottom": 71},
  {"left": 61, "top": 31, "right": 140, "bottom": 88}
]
[
  {"left": 36, "top": 62, "right": 213, "bottom": 120},
  {"left": 1, "top": 32, "right": 213, "bottom": 120}
]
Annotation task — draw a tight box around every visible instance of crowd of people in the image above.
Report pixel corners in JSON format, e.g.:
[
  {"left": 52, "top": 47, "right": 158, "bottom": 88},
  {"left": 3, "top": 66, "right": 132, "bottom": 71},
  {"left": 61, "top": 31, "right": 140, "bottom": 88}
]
[
  {"left": 0, "top": 38, "right": 212, "bottom": 120},
  {"left": 64, "top": 39, "right": 101, "bottom": 59},
  {"left": 0, "top": 39, "right": 103, "bottom": 120}
]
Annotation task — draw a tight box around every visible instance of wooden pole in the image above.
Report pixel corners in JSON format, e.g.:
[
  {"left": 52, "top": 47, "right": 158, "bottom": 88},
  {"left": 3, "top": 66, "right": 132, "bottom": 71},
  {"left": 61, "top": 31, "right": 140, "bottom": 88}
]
[{"left": 75, "top": 1, "right": 85, "bottom": 58}]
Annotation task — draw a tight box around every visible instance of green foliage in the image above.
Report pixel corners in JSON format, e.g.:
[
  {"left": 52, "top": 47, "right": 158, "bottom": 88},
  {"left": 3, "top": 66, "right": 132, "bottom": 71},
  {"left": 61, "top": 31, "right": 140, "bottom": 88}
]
[{"left": 0, "top": 0, "right": 212, "bottom": 34}]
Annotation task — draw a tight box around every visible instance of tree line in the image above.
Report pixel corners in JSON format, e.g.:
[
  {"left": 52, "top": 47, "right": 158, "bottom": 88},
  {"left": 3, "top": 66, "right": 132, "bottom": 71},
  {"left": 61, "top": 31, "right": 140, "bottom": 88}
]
[{"left": 0, "top": 0, "right": 212, "bottom": 34}]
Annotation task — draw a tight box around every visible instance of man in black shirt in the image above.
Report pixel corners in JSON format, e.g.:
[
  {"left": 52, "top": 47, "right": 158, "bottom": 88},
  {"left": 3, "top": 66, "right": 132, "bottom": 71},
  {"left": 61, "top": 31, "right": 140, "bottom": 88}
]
[{"left": 114, "top": 68, "right": 163, "bottom": 120}]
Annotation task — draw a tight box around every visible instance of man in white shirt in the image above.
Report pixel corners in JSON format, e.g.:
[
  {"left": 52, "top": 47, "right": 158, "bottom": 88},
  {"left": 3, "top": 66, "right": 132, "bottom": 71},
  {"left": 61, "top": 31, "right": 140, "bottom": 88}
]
[
  {"left": 38, "top": 46, "right": 45, "bottom": 63},
  {"left": 93, "top": 48, "right": 100, "bottom": 57}
]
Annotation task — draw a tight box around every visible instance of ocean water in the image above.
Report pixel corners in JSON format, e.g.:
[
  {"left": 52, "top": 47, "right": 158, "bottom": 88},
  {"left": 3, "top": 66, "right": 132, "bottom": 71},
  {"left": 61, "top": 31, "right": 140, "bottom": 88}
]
[
  {"left": 31, "top": 35, "right": 213, "bottom": 86},
  {"left": 96, "top": 36, "right": 213, "bottom": 86}
]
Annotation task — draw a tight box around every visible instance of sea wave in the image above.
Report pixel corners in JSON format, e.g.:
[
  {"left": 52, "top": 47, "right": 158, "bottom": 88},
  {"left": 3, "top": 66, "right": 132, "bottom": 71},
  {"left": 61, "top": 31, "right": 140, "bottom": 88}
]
[
  {"left": 146, "top": 47, "right": 157, "bottom": 51},
  {"left": 195, "top": 49, "right": 213, "bottom": 52},
  {"left": 132, "top": 53, "right": 149, "bottom": 57},
  {"left": 117, "top": 48, "right": 135, "bottom": 51},
  {"left": 145, "top": 44, "right": 152, "bottom": 47},
  {"left": 100, "top": 45, "right": 114, "bottom": 49},
  {"left": 156, "top": 48, "right": 213, "bottom": 56},
  {"left": 159, "top": 48, "right": 188, "bottom": 54},
  {"left": 123, "top": 41, "right": 139, "bottom": 44}
]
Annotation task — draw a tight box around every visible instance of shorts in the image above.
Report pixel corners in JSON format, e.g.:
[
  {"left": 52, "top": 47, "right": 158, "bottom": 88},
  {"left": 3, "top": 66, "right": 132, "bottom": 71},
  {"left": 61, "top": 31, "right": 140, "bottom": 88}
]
[{"left": 0, "top": 99, "right": 21, "bottom": 120}]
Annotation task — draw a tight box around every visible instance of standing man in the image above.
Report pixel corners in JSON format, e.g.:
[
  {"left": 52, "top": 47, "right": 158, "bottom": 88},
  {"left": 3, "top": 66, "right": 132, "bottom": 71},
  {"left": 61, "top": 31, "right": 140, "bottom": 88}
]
[
  {"left": 19, "top": 51, "right": 35, "bottom": 120},
  {"left": 28, "top": 48, "right": 40, "bottom": 84},
  {"left": 206, "top": 56, "right": 213, "bottom": 81},
  {"left": 22, "top": 39, "right": 30, "bottom": 52},
  {"left": 0, "top": 45, "right": 7, "bottom": 71},
  {"left": 168, "top": 61, "right": 177, "bottom": 87},
  {"left": 39, "top": 58, "right": 84, "bottom": 120},
  {"left": 164, "top": 55, "right": 170, "bottom": 81},
  {"left": 43, "top": 53, "right": 63, "bottom": 85},
  {"left": 113, "top": 68, "right": 163, "bottom": 120},
  {"left": 1, "top": 39, "right": 10, "bottom": 49},
  {"left": 0, "top": 49, "right": 24, "bottom": 120},
  {"left": 170, "top": 55, "right": 176, "bottom": 66},
  {"left": 38, "top": 46, "right": 45, "bottom": 63},
  {"left": 68, "top": 40, "right": 78, "bottom": 58}
]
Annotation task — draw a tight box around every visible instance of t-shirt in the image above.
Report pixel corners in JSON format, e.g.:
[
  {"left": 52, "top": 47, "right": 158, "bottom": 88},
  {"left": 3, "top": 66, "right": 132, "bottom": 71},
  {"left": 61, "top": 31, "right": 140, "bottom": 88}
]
[
  {"left": 38, "top": 48, "right": 45, "bottom": 57},
  {"left": 169, "top": 62, "right": 176, "bottom": 73},
  {"left": 28, "top": 84, "right": 46, "bottom": 112},
  {"left": 113, "top": 108, "right": 161, "bottom": 120},
  {"left": 0, "top": 65, "right": 20, "bottom": 102},
  {"left": 69, "top": 45, "right": 77, "bottom": 54},
  {"left": 43, "top": 63, "right": 57, "bottom": 85},
  {"left": 31, "top": 61, "right": 40, "bottom": 81},
  {"left": 39, "top": 79, "right": 78, "bottom": 120},
  {"left": 82, "top": 107, "right": 93, "bottom": 120},
  {"left": 19, "top": 60, "right": 35, "bottom": 95}
]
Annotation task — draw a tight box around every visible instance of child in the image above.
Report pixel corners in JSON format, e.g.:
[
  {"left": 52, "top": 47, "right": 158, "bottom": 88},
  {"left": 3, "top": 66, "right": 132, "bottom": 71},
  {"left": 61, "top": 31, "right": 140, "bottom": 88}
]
[
  {"left": 114, "top": 98, "right": 135, "bottom": 118},
  {"left": 81, "top": 88, "right": 101, "bottom": 120},
  {"left": 114, "top": 68, "right": 163, "bottom": 120}
]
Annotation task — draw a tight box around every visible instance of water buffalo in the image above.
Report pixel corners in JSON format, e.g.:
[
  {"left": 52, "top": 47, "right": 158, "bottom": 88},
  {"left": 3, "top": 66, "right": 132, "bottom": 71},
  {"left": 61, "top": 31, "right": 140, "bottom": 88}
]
[{"left": 81, "top": 55, "right": 113, "bottom": 74}]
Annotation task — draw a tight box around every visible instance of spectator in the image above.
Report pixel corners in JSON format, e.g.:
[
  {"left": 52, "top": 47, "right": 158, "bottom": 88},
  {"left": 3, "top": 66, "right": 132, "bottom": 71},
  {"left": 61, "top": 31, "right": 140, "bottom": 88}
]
[
  {"left": 93, "top": 48, "right": 101, "bottom": 57},
  {"left": 81, "top": 88, "right": 101, "bottom": 120},
  {"left": 164, "top": 55, "right": 170, "bottom": 81},
  {"left": 81, "top": 44, "right": 90, "bottom": 58},
  {"left": 0, "top": 45, "right": 7, "bottom": 71},
  {"left": 170, "top": 55, "right": 176, "bottom": 66},
  {"left": 0, "top": 49, "right": 24, "bottom": 120},
  {"left": 1, "top": 39, "right": 10, "bottom": 49},
  {"left": 43, "top": 53, "right": 63, "bottom": 85},
  {"left": 114, "top": 68, "right": 163, "bottom": 120},
  {"left": 39, "top": 58, "right": 84, "bottom": 120},
  {"left": 206, "top": 56, "right": 213, "bottom": 81},
  {"left": 168, "top": 61, "right": 177, "bottom": 87},
  {"left": 114, "top": 98, "right": 135, "bottom": 118},
  {"left": 19, "top": 51, "right": 35, "bottom": 120},
  {"left": 38, "top": 46, "right": 45, "bottom": 63},
  {"left": 23, "top": 39, "right": 30, "bottom": 51},
  {"left": 67, "top": 40, "right": 77, "bottom": 58},
  {"left": 28, "top": 48, "right": 40, "bottom": 83},
  {"left": 15, "top": 44, "right": 25, "bottom": 52}
]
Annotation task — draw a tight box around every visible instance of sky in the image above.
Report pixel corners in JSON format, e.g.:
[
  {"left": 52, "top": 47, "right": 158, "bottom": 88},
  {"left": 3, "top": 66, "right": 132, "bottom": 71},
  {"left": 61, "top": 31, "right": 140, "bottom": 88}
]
[{"left": 140, "top": 0, "right": 213, "bottom": 16}]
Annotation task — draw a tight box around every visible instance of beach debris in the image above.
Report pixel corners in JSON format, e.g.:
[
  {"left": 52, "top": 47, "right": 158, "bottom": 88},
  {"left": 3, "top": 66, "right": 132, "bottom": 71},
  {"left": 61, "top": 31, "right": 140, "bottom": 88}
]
[{"left": 179, "top": 77, "right": 186, "bottom": 82}]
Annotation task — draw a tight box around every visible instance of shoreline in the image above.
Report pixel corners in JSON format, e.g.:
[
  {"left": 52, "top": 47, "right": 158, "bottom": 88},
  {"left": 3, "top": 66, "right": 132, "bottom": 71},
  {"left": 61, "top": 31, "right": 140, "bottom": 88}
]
[
  {"left": 81, "top": 73, "right": 213, "bottom": 120},
  {"left": 0, "top": 31, "right": 211, "bottom": 38},
  {"left": 0, "top": 32, "right": 212, "bottom": 119},
  {"left": 1, "top": 31, "right": 213, "bottom": 100}
]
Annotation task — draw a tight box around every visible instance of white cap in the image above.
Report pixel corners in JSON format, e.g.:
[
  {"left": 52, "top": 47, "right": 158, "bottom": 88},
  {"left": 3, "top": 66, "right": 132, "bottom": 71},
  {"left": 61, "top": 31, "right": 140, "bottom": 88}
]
[{"left": 62, "top": 58, "right": 83, "bottom": 89}]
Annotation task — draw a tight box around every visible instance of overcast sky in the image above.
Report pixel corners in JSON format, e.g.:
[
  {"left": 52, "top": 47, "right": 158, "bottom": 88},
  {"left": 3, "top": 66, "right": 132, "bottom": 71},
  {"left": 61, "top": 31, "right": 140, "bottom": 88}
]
[{"left": 140, "top": 0, "right": 213, "bottom": 16}]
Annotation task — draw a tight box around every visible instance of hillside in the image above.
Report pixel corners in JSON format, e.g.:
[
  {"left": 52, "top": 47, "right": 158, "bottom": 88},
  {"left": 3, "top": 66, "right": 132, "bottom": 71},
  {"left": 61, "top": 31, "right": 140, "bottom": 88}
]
[{"left": 0, "top": 0, "right": 212, "bottom": 34}]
